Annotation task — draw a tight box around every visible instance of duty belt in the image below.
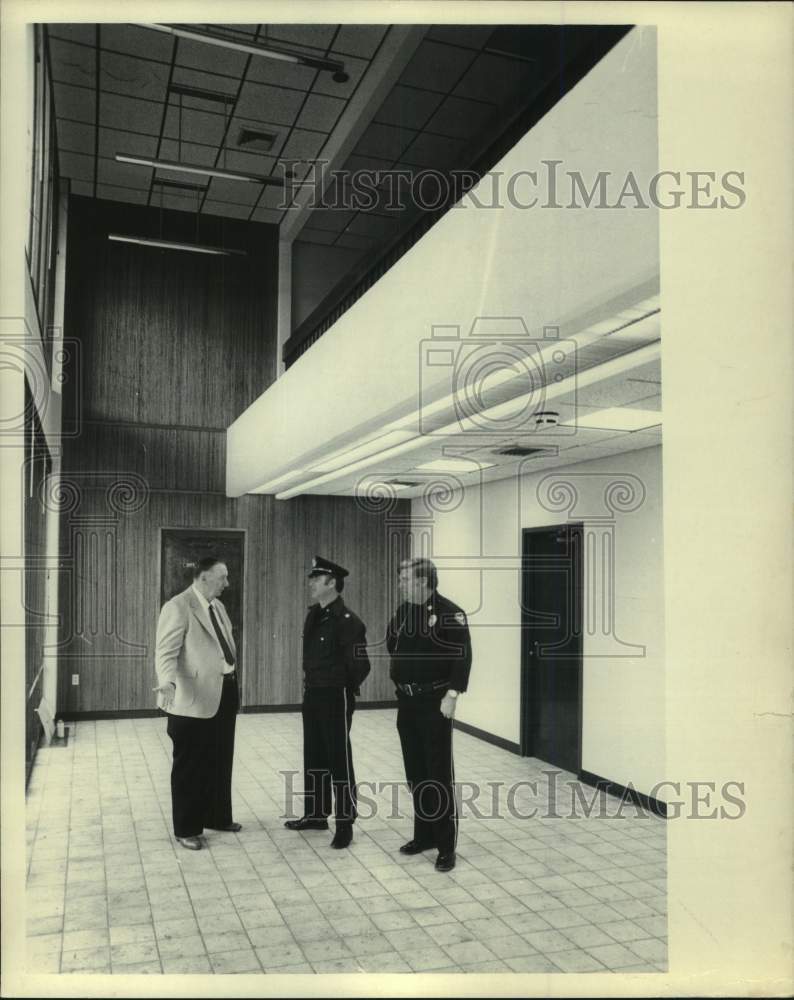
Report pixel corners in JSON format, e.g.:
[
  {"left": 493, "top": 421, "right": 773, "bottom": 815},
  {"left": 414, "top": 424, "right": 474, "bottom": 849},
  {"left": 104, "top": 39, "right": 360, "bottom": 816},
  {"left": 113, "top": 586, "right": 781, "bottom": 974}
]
[{"left": 395, "top": 679, "right": 449, "bottom": 697}]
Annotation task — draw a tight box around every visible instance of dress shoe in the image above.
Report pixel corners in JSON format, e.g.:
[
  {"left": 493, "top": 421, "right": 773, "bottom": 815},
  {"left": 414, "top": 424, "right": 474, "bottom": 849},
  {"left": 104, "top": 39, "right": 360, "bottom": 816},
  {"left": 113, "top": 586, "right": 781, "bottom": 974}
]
[
  {"left": 399, "top": 839, "right": 434, "bottom": 855},
  {"left": 284, "top": 817, "right": 329, "bottom": 831},
  {"left": 207, "top": 822, "right": 242, "bottom": 832},
  {"left": 435, "top": 852, "right": 456, "bottom": 872},
  {"left": 330, "top": 825, "right": 353, "bottom": 849},
  {"left": 176, "top": 836, "right": 202, "bottom": 851}
]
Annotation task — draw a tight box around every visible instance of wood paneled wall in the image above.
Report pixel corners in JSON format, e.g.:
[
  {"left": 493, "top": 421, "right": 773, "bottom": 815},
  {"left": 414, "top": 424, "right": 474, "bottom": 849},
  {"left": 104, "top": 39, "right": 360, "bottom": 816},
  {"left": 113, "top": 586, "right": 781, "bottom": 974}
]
[{"left": 59, "top": 196, "right": 408, "bottom": 714}]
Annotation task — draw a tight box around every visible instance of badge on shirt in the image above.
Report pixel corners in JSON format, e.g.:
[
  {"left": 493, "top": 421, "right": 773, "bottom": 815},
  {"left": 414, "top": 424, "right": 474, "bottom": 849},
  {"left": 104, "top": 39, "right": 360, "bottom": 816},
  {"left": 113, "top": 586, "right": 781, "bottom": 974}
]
[
  {"left": 454, "top": 611, "right": 466, "bottom": 625},
  {"left": 428, "top": 614, "right": 437, "bottom": 627}
]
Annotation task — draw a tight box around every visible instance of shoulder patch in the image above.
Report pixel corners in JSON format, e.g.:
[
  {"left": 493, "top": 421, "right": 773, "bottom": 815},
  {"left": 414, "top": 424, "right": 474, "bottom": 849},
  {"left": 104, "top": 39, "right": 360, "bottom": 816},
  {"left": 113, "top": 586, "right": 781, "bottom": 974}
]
[
  {"left": 344, "top": 613, "right": 351, "bottom": 618},
  {"left": 454, "top": 611, "right": 466, "bottom": 625}
]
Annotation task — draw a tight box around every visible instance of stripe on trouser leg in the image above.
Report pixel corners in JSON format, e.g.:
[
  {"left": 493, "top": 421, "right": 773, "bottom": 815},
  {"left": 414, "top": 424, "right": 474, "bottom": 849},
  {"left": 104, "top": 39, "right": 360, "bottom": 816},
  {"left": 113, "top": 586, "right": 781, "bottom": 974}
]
[
  {"left": 450, "top": 719, "right": 458, "bottom": 849},
  {"left": 342, "top": 688, "right": 352, "bottom": 819}
]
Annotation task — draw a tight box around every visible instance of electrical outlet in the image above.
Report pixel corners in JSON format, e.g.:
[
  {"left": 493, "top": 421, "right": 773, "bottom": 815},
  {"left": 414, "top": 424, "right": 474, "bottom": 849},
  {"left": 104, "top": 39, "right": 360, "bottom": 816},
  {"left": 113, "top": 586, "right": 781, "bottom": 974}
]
[{"left": 71, "top": 674, "right": 79, "bottom": 686}]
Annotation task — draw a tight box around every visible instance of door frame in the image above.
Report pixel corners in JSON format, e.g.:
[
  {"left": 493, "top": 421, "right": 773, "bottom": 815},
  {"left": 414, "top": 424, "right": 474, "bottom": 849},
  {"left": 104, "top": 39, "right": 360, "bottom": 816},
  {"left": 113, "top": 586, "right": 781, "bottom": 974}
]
[
  {"left": 519, "top": 522, "right": 584, "bottom": 772},
  {"left": 157, "top": 526, "right": 248, "bottom": 675}
]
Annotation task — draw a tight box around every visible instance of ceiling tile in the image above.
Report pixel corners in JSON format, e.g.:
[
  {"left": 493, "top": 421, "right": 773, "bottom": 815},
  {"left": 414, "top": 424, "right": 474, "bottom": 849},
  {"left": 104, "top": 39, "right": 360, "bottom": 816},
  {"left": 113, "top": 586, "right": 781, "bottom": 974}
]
[
  {"left": 170, "top": 65, "right": 239, "bottom": 101},
  {"left": 305, "top": 207, "right": 356, "bottom": 233},
  {"left": 250, "top": 205, "right": 285, "bottom": 225},
  {"left": 48, "top": 24, "right": 96, "bottom": 46},
  {"left": 344, "top": 213, "right": 400, "bottom": 241},
  {"left": 245, "top": 57, "right": 316, "bottom": 91},
  {"left": 297, "top": 93, "right": 345, "bottom": 132},
  {"left": 374, "top": 85, "right": 444, "bottom": 131},
  {"left": 201, "top": 199, "right": 254, "bottom": 220},
  {"left": 220, "top": 148, "right": 278, "bottom": 175},
  {"left": 158, "top": 140, "right": 219, "bottom": 168},
  {"left": 163, "top": 105, "right": 226, "bottom": 146},
  {"left": 295, "top": 227, "right": 338, "bottom": 246},
  {"left": 97, "top": 157, "right": 152, "bottom": 189},
  {"left": 234, "top": 80, "right": 305, "bottom": 125},
  {"left": 65, "top": 178, "right": 94, "bottom": 196},
  {"left": 280, "top": 128, "right": 328, "bottom": 163},
  {"left": 228, "top": 116, "right": 288, "bottom": 158},
  {"left": 425, "top": 95, "right": 497, "bottom": 141},
  {"left": 399, "top": 131, "right": 465, "bottom": 170},
  {"left": 399, "top": 39, "right": 477, "bottom": 93},
  {"left": 51, "top": 81, "right": 95, "bottom": 124},
  {"left": 48, "top": 38, "right": 95, "bottom": 87},
  {"left": 56, "top": 118, "right": 95, "bottom": 153},
  {"left": 334, "top": 232, "right": 376, "bottom": 251},
  {"left": 206, "top": 176, "right": 263, "bottom": 206},
  {"left": 454, "top": 52, "right": 538, "bottom": 106},
  {"left": 426, "top": 25, "right": 493, "bottom": 51},
  {"left": 214, "top": 24, "right": 260, "bottom": 37},
  {"left": 98, "top": 127, "right": 159, "bottom": 159},
  {"left": 623, "top": 393, "right": 662, "bottom": 411},
  {"left": 100, "top": 51, "right": 169, "bottom": 102},
  {"left": 332, "top": 25, "right": 388, "bottom": 59},
  {"left": 265, "top": 25, "right": 338, "bottom": 51},
  {"left": 154, "top": 191, "right": 203, "bottom": 213},
  {"left": 100, "top": 93, "right": 162, "bottom": 134},
  {"left": 95, "top": 182, "right": 149, "bottom": 205},
  {"left": 342, "top": 152, "right": 396, "bottom": 175},
  {"left": 58, "top": 150, "right": 94, "bottom": 182},
  {"left": 355, "top": 122, "right": 415, "bottom": 161},
  {"left": 101, "top": 24, "right": 174, "bottom": 63},
  {"left": 175, "top": 36, "right": 248, "bottom": 78},
  {"left": 258, "top": 186, "right": 293, "bottom": 211}
]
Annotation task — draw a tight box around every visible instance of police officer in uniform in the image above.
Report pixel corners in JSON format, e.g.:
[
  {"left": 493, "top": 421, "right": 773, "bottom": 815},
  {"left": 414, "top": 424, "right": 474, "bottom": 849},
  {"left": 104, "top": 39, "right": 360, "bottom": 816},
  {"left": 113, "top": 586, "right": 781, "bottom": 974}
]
[
  {"left": 387, "top": 557, "right": 472, "bottom": 871},
  {"left": 285, "top": 556, "right": 370, "bottom": 849}
]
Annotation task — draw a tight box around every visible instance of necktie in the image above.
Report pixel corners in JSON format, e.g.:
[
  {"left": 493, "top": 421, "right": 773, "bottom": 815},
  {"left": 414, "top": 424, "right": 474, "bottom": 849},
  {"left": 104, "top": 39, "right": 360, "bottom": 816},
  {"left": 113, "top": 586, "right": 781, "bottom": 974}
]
[{"left": 209, "top": 604, "right": 235, "bottom": 665}]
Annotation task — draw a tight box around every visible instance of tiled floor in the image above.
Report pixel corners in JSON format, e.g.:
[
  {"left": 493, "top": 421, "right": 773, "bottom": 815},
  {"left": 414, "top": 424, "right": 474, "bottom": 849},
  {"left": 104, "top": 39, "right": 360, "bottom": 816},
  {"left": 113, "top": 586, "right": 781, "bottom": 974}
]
[{"left": 25, "top": 709, "right": 667, "bottom": 976}]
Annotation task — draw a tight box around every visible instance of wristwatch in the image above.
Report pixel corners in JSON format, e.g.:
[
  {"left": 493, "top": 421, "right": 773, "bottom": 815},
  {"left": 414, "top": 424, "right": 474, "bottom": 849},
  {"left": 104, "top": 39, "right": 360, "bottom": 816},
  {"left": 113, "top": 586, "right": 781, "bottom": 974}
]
[{"left": 447, "top": 689, "right": 459, "bottom": 698}]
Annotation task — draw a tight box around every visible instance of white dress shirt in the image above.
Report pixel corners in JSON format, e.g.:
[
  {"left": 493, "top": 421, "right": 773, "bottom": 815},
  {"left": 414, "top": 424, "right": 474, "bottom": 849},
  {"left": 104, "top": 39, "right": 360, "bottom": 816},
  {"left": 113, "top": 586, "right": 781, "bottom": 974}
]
[{"left": 192, "top": 584, "right": 235, "bottom": 674}]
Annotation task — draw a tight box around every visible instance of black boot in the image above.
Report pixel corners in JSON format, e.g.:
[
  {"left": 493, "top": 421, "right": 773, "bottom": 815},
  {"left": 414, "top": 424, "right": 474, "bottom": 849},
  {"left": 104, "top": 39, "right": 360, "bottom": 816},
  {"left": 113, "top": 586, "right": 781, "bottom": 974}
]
[
  {"left": 284, "top": 817, "right": 329, "bottom": 831},
  {"left": 330, "top": 824, "right": 353, "bottom": 849}
]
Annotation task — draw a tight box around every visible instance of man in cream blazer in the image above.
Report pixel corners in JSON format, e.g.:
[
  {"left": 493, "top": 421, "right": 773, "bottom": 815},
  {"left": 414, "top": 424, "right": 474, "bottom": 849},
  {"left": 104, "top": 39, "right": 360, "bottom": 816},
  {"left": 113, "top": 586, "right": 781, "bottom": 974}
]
[{"left": 154, "top": 556, "right": 240, "bottom": 850}]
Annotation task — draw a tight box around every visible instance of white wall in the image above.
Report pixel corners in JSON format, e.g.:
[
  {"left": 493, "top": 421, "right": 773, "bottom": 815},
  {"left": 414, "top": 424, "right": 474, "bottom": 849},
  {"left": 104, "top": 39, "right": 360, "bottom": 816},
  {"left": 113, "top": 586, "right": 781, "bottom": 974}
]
[{"left": 411, "top": 444, "right": 665, "bottom": 798}]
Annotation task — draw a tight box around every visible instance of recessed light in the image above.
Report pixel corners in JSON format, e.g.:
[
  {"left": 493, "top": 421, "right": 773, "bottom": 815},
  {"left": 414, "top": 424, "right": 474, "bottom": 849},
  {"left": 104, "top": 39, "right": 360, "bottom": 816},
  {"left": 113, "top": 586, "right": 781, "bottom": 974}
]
[
  {"left": 415, "top": 458, "right": 496, "bottom": 473},
  {"left": 564, "top": 408, "right": 661, "bottom": 431}
]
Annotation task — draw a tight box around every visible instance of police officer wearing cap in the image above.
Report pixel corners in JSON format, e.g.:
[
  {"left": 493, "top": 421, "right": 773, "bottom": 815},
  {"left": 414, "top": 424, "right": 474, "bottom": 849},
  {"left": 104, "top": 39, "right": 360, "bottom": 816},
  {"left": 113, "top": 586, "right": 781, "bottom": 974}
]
[
  {"left": 285, "top": 557, "right": 371, "bottom": 848},
  {"left": 387, "top": 557, "right": 472, "bottom": 872}
]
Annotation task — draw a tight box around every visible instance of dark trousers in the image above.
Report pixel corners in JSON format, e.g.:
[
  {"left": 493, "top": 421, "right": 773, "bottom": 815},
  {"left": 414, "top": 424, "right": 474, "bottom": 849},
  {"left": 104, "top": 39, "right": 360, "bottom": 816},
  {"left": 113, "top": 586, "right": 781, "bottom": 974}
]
[
  {"left": 397, "top": 695, "right": 457, "bottom": 854},
  {"left": 301, "top": 686, "right": 357, "bottom": 825},
  {"left": 166, "top": 675, "right": 239, "bottom": 838}
]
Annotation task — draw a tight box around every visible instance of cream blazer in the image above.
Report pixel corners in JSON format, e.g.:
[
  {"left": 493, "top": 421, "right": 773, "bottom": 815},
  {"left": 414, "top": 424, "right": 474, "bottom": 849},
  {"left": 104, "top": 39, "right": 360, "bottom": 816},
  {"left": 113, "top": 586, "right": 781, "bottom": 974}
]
[{"left": 155, "top": 586, "right": 238, "bottom": 719}]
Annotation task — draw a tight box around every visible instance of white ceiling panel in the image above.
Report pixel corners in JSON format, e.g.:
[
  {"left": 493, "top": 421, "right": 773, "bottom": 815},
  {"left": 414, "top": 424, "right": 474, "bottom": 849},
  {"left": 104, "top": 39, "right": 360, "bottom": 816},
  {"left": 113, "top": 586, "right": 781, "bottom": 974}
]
[
  {"left": 95, "top": 182, "right": 148, "bottom": 205},
  {"left": 101, "top": 24, "right": 174, "bottom": 63},
  {"left": 206, "top": 177, "right": 262, "bottom": 206},
  {"left": 52, "top": 81, "right": 95, "bottom": 123},
  {"left": 49, "top": 38, "right": 95, "bottom": 86},
  {"left": 234, "top": 80, "right": 305, "bottom": 125},
  {"left": 158, "top": 139, "right": 218, "bottom": 167},
  {"left": 58, "top": 150, "right": 94, "bottom": 181},
  {"left": 100, "top": 51, "right": 170, "bottom": 102},
  {"left": 100, "top": 93, "right": 163, "bottom": 134},
  {"left": 98, "top": 128, "right": 159, "bottom": 159},
  {"left": 163, "top": 105, "right": 226, "bottom": 147},
  {"left": 250, "top": 205, "right": 285, "bottom": 225},
  {"left": 333, "top": 25, "right": 389, "bottom": 60},
  {"left": 244, "top": 57, "right": 316, "bottom": 91},
  {"left": 265, "top": 25, "right": 339, "bottom": 51},
  {"left": 297, "top": 93, "right": 346, "bottom": 133},
  {"left": 201, "top": 199, "right": 253, "bottom": 220},
  {"left": 66, "top": 178, "right": 94, "bottom": 196},
  {"left": 48, "top": 24, "right": 96, "bottom": 46},
  {"left": 312, "top": 55, "right": 369, "bottom": 100},
  {"left": 175, "top": 37, "right": 248, "bottom": 78},
  {"left": 56, "top": 119, "right": 95, "bottom": 154}
]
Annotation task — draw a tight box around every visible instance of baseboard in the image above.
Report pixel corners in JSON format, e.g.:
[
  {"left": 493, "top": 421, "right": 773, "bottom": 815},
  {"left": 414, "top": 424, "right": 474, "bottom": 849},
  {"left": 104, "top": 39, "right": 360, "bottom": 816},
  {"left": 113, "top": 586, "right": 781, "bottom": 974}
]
[
  {"left": 62, "top": 709, "right": 162, "bottom": 721},
  {"left": 242, "top": 700, "right": 397, "bottom": 714},
  {"left": 578, "top": 768, "right": 668, "bottom": 818},
  {"left": 453, "top": 718, "right": 521, "bottom": 756}
]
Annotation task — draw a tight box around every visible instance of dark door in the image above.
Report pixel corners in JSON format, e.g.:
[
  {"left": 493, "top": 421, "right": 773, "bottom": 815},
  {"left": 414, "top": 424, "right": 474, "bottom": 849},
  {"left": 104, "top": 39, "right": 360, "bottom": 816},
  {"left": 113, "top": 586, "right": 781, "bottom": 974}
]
[
  {"left": 520, "top": 523, "right": 583, "bottom": 773},
  {"left": 160, "top": 529, "right": 245, "bottom": 670}
]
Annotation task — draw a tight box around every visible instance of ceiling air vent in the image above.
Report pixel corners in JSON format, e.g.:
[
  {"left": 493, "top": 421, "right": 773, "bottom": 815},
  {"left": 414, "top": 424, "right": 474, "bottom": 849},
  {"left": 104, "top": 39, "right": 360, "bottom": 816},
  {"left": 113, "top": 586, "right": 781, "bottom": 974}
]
[
  {"left": 494, "top": 446, "right": 552, "bottom": 458},
  {"left": 236, "top": 127, "right": 278, "bottom": 152}
]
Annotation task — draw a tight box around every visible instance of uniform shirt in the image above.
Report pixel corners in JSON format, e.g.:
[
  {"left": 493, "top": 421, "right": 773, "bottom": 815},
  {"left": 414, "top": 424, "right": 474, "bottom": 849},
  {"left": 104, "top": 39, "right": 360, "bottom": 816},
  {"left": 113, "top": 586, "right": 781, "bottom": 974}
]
[
  {"left": 302, "top": 595, "right": 371, "bottom": 692},
  {"left": 387, "top": 591, "right": 472, "bottom": 691}
]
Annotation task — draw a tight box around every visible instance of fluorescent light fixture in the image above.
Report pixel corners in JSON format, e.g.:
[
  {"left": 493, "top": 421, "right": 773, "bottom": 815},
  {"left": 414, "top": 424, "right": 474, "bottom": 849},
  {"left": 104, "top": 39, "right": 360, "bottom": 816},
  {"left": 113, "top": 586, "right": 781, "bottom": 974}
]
[
  {"left": 115, "top": 153, "right": 286, "bottom": 187},
  {"left": 108, "top": 234, "right": 246, "bottom": 256},
  {"left": 415, "top": 458, "right": 496, "bottom": 473},
  {"left": 137, "top": 23, "right": 349, "bottom": 81},
  {"left": 564, "top": 407, "right": 661, "bottom": 431},
  {"left": 275, "top": 342, "right": 661, "bottom": 499}
]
